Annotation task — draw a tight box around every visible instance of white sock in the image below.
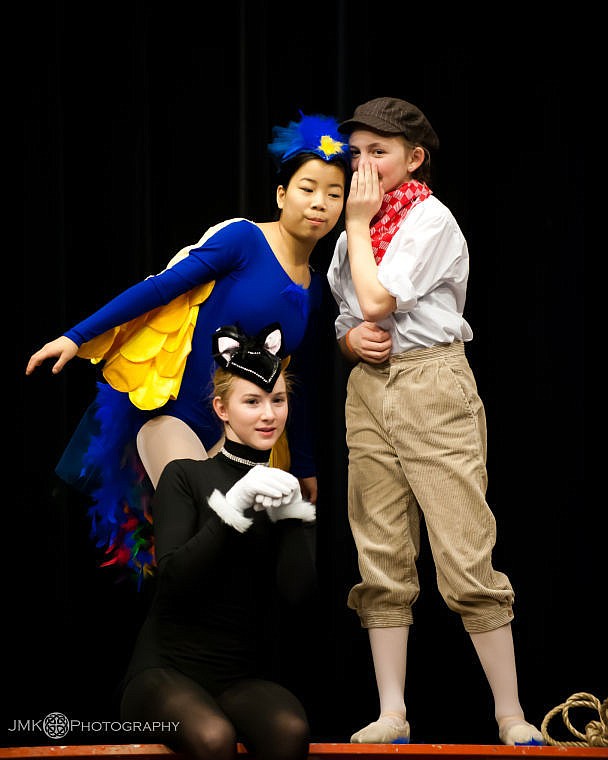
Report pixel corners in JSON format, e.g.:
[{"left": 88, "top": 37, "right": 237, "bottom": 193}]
[{"left": 499, "top": 716, "right": 544, "bottom": 745}]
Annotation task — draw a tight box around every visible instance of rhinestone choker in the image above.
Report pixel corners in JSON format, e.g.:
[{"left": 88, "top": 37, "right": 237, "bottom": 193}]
[{"left": 220, "top": 447, "right": 269, "bottom": 467}]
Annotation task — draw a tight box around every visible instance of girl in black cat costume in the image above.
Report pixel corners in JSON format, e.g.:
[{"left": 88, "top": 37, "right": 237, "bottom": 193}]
[{"left": 119, "top": 323, "right": 316, "bottom": 760}]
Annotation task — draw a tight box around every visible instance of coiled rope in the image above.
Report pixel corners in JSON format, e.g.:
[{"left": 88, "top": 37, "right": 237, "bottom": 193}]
[{"left": 541, "top": 692, "right": 608, "bottom": 747}]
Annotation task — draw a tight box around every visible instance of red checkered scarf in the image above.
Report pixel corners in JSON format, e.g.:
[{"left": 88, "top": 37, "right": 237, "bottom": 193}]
[{"left": 370, "top": 180, "right": 432, "bottom": 264}]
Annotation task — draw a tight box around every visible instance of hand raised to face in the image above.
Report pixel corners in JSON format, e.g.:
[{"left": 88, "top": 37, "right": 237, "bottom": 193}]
[{"left": 346, "top": 161, "right": 384, "bottom": 227}]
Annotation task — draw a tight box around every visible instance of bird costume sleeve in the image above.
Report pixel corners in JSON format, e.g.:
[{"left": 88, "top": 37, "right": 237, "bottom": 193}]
[{"left": 72, "top": 219, "right": 248, "bottom": 410}]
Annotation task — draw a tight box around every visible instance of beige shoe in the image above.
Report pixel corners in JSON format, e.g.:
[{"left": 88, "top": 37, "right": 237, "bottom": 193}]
[
  {"left": 350, "top": 717, "right": 410, "bottom": 744},
  {"left": 499, "top": 717, "right": 544, "bottom": 746}
]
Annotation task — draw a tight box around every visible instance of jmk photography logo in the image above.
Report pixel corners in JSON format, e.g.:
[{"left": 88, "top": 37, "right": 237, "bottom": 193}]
[
  {"left": 8, "top": 713, "right": 179, "bottom": 740},
  {"left": 9, "top": 714, "right": 71, "bottom": 740}
]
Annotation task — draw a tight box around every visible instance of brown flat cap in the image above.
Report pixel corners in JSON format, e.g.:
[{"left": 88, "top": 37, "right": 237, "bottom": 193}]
[{"left": 339, "top": 97, "right": 440, "bottom": 151}]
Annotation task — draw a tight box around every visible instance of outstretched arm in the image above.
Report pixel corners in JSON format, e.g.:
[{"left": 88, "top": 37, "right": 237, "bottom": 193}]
[{"left": 25, "top": 220, "right": 248, "bottom": 377}]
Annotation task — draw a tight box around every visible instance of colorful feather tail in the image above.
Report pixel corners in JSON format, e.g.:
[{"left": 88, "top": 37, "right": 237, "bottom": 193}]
[{"left": 81, "top": 382, "right": 155, "bottom": 587}]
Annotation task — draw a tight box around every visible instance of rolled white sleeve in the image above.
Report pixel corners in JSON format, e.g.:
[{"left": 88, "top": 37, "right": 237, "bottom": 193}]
[
  {"left": 327, "top": 232, "right": 363, "bottom": 339},
  {"left": 326, "top": 197, "right": 472, "bottom": 351},
  {"left": 377, "top": 199, "right": 468, "bottom": 314}
]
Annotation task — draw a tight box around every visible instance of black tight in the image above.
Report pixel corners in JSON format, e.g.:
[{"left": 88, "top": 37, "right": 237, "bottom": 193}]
[{"left": 121, "top": 668, "right": 310, "bottom": 760}]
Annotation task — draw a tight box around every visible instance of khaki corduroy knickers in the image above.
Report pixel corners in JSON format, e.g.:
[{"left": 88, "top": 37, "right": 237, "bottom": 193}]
[{"left": 345, "top": 341, "right": 514, "bottom": 634}]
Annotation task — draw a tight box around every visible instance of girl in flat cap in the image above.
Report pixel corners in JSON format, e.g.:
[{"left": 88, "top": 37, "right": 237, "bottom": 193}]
[
  {"left": 328, "top": 97, "right": 543, "bottom": 746},
  {"left": 119, "top": 323, "right": 316, "bottom": 760},
  {"left": 25, "top": 112, "right": 348, "bottom": 581}
]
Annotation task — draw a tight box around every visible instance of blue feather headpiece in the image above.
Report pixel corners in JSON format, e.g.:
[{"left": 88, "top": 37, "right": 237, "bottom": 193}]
[{"left": 268, "top": 111, "right": 348, "bottom": 167}]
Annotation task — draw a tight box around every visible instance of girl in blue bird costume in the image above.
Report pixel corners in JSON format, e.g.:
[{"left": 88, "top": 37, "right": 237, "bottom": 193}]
[{"left": 26, "top": 112, "right": 349, "bottom": 585}]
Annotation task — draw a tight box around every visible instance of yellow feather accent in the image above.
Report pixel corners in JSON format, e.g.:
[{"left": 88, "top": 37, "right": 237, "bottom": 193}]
[
  {"left": 77, "top": 278, "right": 215, "bottom": 410},
  {"left": 103, "top": 351, "right": 154, "bottom": 392},
  {"left": 145, "top": 292, "right": 191, "bottom": 333},
  {"left": 76, "top": 327, "right": 120, "bottom": 360},
  {"left": 319, "top": 134, "right": 345, "bottom": 157},
  {"left": 119, "top": 325, "right": 168, "bottom": 363},
  {"left": 155, "top": 329, "right": 195, "bottom": 376},
  {"left": 129, "top": 368, "right": 183, "bottom": 411}
]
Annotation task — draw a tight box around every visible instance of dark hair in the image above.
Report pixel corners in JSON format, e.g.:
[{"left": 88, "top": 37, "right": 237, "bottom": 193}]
[
  {"left": 403, "top": 138, "right": 432, "bottom": 186},
  {"left": 272, "top": 152, "right": 350, "bottom": 221},
  {"left": 275, "top": 151, "right": 350, "bottom": 189}
]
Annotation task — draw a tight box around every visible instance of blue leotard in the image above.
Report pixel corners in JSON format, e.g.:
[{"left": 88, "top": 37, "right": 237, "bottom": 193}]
[{"left": 57, "top": 218, "right": 323, "bottom": 579}]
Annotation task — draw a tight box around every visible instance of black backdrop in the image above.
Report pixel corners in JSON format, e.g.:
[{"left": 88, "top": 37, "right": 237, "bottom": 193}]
[{"left": 10, "top": 0, "right": 599, "bottom": 749}]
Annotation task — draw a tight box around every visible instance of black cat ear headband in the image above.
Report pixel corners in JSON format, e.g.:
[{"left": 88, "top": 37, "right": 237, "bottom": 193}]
[{"left": 212, "top": 323, "right": 284, "bottom": 393}]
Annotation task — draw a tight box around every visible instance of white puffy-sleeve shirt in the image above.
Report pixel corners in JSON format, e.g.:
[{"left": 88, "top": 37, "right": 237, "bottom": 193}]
[{"left": 327, "top": 195, "right": 473, "bottom": 354}]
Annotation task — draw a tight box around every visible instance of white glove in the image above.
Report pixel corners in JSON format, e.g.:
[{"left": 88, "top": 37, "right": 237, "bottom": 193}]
[
  {"left": 266, "top": 487, "right": 316, "bottom": 523},
  {"left": 207, "top": 465, "right": 300, "bottom": 532},
  {"left": 253, "top": 471, "right": 301, "bottom": 509}
]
